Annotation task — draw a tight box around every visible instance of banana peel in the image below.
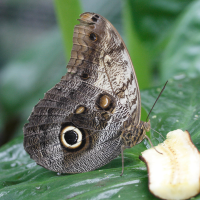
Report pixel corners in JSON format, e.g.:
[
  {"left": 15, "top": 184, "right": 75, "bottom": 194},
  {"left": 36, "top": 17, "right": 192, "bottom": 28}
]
[{"left": 140, "top": 129, "right": 200, "bottom": 200}]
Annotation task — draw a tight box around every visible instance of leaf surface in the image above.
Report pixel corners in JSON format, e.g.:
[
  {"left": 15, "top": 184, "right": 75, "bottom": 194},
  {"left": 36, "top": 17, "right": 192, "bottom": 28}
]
[{"left": 0, "top": 76, "right": 200, "bottom": 200}]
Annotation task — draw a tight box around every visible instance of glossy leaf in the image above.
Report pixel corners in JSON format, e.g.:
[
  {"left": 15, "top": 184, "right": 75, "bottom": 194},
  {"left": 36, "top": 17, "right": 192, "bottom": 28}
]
[
  {"left": 0, "top": 76, "right": 200, "bottom": 199},
  {"left": 161, "top": 0, "right": 200, "bottom": 80},
  {"left": 125, "top": 0, "right": 193, "bottom": 50},
  {"left": 142, "top": 76, "right": 200, "bottom": 148}
]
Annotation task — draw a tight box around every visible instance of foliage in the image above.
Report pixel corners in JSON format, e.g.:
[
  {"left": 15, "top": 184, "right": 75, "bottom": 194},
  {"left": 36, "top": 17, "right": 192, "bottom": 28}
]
[
  {"left": 0, "top": 76, "right": 200, "bottom": 199},
  {"left": 1, "top": 0, "right": 200, "bottom": 199}
]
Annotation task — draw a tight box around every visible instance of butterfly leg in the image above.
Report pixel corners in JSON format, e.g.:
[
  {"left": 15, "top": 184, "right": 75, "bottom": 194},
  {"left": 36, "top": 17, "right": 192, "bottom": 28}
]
[{"left": 144, "top": 135, "right": 162, "bottom": 154}]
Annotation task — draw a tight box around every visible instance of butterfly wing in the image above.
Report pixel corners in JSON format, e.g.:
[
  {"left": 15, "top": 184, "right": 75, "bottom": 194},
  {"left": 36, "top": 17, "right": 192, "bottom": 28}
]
[
  {"left": 69, "top": 12, "right": 141, "bottom": 122},
  {"left": 23, "top": 12, "right": 141, "bottom": 173}
]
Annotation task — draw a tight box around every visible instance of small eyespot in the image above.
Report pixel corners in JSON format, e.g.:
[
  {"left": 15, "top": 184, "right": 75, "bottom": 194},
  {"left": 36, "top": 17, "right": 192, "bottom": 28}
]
[
  {"left": 89, "top": 32, "right": 97, "bottom": 41},
  {"left": 60, "top": 126, "right": 82, "bottom": 149},
  {"left": 95, "top": 15, "right": 99, "bottom": 18},
  {"left": 75, "top": 106, "right": 86, "bottom": 114},
  {"left": 100, "top": 95, "right": 111, "bottom": 109},
  {"left": 80, "top": 73, "right": 90, "bottom": 80},
  {"left": 96, "top": 94, "right": 115, "bottom": 112},
  {"left": 91, "top": 16, "right": 98, "bottom": 22}
]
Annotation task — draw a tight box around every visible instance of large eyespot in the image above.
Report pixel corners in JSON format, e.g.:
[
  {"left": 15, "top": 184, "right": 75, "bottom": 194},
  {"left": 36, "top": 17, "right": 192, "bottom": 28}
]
[
  {"left": 96, "top": 94, "right": 116, "bottom": 112},
  {"left": 60, "top": 126, "right": 82, "bottom": 149},
  {"left": 89, "top": 32, "right": 97, "bottom": 41}
]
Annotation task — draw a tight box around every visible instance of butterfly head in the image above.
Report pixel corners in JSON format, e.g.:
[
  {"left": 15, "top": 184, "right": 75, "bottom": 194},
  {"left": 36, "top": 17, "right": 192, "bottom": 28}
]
[
  {"left": 135, "top": 120, "right": 151, "bottom": 145},
  {"left": 144, "top": 120, "right": 151, "bottom": 133}
]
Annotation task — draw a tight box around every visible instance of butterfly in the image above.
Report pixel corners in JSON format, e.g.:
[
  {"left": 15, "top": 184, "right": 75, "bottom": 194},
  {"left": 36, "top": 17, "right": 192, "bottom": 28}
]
[{"left": 23, "top": 12, "right": 150, "bottom": 174}]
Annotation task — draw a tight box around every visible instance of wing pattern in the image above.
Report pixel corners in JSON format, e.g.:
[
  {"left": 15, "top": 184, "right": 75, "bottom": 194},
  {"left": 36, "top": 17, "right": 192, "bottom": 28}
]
[{"left": 23, "top": 12, "right": 142, "bottom": 173}]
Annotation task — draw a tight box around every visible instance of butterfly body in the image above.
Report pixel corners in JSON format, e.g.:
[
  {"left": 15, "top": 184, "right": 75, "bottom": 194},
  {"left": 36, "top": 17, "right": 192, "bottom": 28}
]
[{"left": 23, "top": 12, "right": 150, "bottom": 173}]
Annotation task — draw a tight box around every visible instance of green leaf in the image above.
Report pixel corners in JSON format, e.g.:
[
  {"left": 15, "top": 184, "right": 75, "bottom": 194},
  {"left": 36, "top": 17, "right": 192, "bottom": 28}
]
[
  {"left": 54, "top": 0, "right": 82, "bottom": 61},
  {"left": 161, "top": 0, "right": 200, "bottom": 81},
  {"left": 124, "top": 0, "right": 198, "bottom": 85},
  {"left": 126, "top": 0, "right": 193, "bottom": 51},
  {"left": 123, "top": 1, "right": 151, "bottom": 90},
  {"left": 0, "top": 76, "right": 200, "bottom": 199}
]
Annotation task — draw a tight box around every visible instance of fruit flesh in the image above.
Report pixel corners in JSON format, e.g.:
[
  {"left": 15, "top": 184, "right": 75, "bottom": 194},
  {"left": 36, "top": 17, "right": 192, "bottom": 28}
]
[{"left": 140, "top": 129, "right": 200, "bottom": 200}]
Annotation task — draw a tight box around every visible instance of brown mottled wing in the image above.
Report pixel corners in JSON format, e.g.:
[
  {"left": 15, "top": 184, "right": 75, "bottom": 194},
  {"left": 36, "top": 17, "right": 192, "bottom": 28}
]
[
  {"left": 68, "top": 13, "right": 141, "bottom": 123},
  {"left": 23, "top": 12, "right": 141, "bottom": 173}
]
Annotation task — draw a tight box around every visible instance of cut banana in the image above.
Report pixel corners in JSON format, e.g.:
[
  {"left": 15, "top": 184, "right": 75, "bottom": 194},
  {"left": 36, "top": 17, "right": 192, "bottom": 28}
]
[{"left": 140, "top": 129, "right": 200, "bottom": 200}]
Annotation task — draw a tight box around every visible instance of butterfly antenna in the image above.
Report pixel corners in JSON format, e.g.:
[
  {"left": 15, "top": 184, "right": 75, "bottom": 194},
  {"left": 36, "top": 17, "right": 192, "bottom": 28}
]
[{"left": 146, "top": 80, "right": 168, "bottom": 122}]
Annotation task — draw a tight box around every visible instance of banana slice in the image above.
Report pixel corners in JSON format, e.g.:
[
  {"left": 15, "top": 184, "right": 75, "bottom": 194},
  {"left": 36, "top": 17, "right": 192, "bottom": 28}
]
[{"left": 140, "top": 129, "right": 200, "bottom": 200}]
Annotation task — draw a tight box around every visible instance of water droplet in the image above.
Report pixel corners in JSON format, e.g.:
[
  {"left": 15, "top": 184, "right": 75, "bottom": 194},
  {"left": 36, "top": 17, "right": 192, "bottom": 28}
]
[
  {"left": 178, "top": 91, "right": 183, "bottom": 95},
  {"left": 152, "top": 115, "right": 156, "bottom": 119},
  {"left": 11, "top": 163, "right": 16, "bottom": 167},
  {"left": 118, "top": 195, "right": 121, "bottom": 198},
  {"left": 156, "top": 88, "right": 161, "bottom": 92},
  {"left": 176, "top": 120, "right": 179, "bottom": 122},
  {"left": 195, "top": 115, "right": 198, "bottom": 118},
  {"left": 173, "top": 74, "right": 185, "bottom": 80},
  {"left": 36, "top": 186, "right": 40, "bottom": 190}
]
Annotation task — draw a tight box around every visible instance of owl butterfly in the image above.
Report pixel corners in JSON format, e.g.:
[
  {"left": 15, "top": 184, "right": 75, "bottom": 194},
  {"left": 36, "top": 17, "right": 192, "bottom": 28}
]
[{"left": 23, "top": 12, "right": 150, "bottom": 174}]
